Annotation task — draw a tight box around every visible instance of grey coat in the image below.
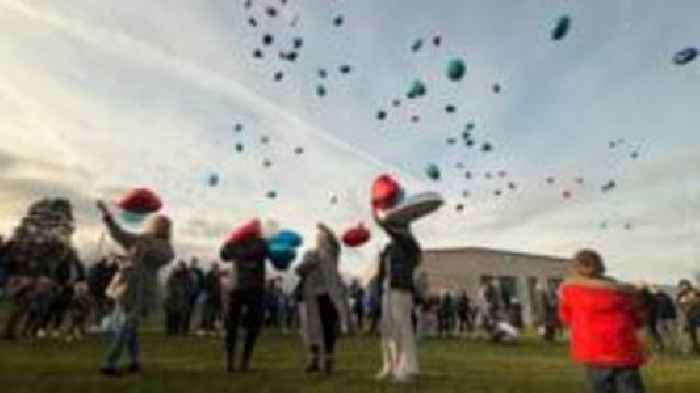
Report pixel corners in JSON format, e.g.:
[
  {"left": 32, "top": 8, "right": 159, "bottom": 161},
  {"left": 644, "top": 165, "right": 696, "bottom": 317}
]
[
  {"left": 104, "top": 216, "right": 174, "bottom": 321},
  {"left": 296, "top": 232, "right": 352, "bottom": 347}
]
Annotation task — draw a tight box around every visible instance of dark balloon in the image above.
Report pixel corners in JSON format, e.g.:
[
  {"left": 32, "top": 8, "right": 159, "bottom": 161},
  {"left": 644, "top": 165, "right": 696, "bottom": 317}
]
[
  {"left": 411, "top": 115, "right": 420, "bottom": 123},
  {"left": 455, "top": 203, "right": 464, "bottom": 212},
  {"left": 494, "top": 189, "right": 502, "bottom": 197},
  {"left": 465, "top": 122, "right": 475, "bottom": 131},
  {"left": 261, "top": 136, "right": 270, "bottom": 144},
  {"left": 208, "top": 173, "right": 220, "bottom": 187},
  {"left": 425, "top": 163, "right": 441, "bottom": 181},
  {"left": 551, "top": 15, "right": 571, "bottom": 41},
  {"left": 262, "top": 34, "right": 274, "bottom": 46},
  {"left": 392, "top": 99, "right": 401, "bottom": 107},
  {"left": 316, "top": 84, "right": 327, "bottom": 97},
  {"left": 492, "top": 83, "right": 501, "bottom": 94},
  {"left": 253, "top": 48, "right": 263, "bottom": 58},
  {"left": 562, "top": 190, "right": 572, "bottom": 199},
  {"left": 294, "top": 147, "right": 304, "bottom": 155},
  {"left": 462, "top": 190, "right": 471, "bottom": 198},
  {"left": 465, "top": 171, "right": 472, "bottom": 179},
  {"left": 498, "top": 170, "right": 507, "bottom": 178},
  {"left": 266, "top": 191, "right": 277, "bottom": 199},
  {"left": 273, "top": 71, "right": 284, "bottom": 81},
  {"left": 446, "top": 58, "right": 466, "bottom": 81},
  {"left": 546, "top": 177, "right": 555, "bottom": 184},
  {"left": 234, "top": 123, "right": 243, "bottom": 132},
  {"left": 293, "top": 37, "right": 303, "bottom": 49},
  {"left": 248, "top": 17, "right": 258, "bottom": 27},
  {"left": 339, "top": 64, "right": 352, "bottom": 74},
  {"left": 266, "top": 6, "right": 278, "bottom": 17},
  {"left": 465, "top": 139, "right": 475, "bottom": 147},
  {"left": 601, "top": 180, "right": 616, "bottom": 193},
  {"left": 575, "top": 177, "right": 584, "bottom": 184},
  {"left": 318, "top": 68, "right": 328, "bottom": 78},
  {"left": 263, "top": 159, "right": 272, "bottom": 167},
  {"left": 673, "top": 47, "right": 698, "bottom": 66},
  {"left": 376, "top": 110, "right": 387, "bottom": 121},
  {"left": 433, "top": 35, "right": 442, "bottom": 47},
  {"left": 411, "top": 39, "right": 423, "bottom": 53},
  {"left": 446, "top": 137, "right": 457, "bottom": 145},
  {"left": 445, "top": 104, "right": 457, "bottom": 113},
  {"left": 508, "top": 182, "right": 517, "bottom": 190},
  {"left": 630, "top": 151, "right": 639, "bottom": 159},
  {"left": 481, "top": 142, "right": 493, "bottom": 152},
  {"left": 235, "top": 143, "right": 244, "bottom": 152},
  {"left": 333, "top": 15, "right": 344, "bottom": 27}
]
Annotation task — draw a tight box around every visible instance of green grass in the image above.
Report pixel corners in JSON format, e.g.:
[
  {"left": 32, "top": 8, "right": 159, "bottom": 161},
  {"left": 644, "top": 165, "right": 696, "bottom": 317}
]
[{"left": 1, "top": 329, "right": 700, "bottom": 393}]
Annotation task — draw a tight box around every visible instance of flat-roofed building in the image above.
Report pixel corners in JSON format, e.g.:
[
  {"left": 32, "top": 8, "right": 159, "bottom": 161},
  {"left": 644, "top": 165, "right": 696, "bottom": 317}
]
[{"left": 420, "top": 247, "right": 571, "bottom": 326}]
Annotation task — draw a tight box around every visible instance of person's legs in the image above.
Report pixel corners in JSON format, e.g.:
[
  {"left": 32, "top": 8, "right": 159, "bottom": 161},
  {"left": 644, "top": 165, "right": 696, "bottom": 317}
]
[
  {"left": 225, "top": 291, "right": 243, "bottom": 372},
  {"left": 377, "top": 290, "right": 397, "bottom": 379},
  {"left": 586, "top": 366, "right": 615, "bottom": 393},
  {"left": 103, "top": 323, "right": 130, "bottom": 371},
  {"left": 317, "top": 294, "right": 339, "bottom": 373},
  {"left": 393, "top": 290, "right": 418, "bottom": 381},
  {"left": 614, "top": 368, "right": 646, "bottom": 393},
  {"left": 126, "top": 323, "right": 141, "bottom": 370},
  {"left": 647, "top": 318, "right": 664, "bottom": 351},
  {"left": 688, "top": 317, "right": 700, "bottom": 354},
  {"left": 240, "top": 290, "right": 264, "bottom": 371}
]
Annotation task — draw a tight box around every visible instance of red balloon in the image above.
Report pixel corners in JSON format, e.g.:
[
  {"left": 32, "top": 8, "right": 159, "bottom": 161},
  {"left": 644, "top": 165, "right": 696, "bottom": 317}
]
[
  {"left": 114, "top": 187, "right": 163, "bottom": 214},
  {"left": 562, "top": 190, "right": 572, "bottom": 199},
  {"left": 342, "top": 223, "right": 371, "bottom": 247},
  {"left": 371, "top": 174, "right": 402, "bottom": 210},
  {"left": 224, "top": 218, "right": 262, "bottom": 246}
]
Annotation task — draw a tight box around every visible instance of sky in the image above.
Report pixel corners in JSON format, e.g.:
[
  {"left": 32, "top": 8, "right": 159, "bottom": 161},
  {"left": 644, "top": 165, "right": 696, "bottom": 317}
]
[{"left": 0, "top": 0, "right": 699, "bottom": 284}]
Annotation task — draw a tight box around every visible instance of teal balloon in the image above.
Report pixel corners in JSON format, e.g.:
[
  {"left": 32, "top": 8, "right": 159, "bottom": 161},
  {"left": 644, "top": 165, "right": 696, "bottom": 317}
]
[
  {"left": 271, "top": 230, "right": 303, "bottom": 248},
  {"left": 446, "top": 58, "right": 466, "bottom": 81},
  {"left": 425, "top": 164, "right": 441, "bottom": 181},
  {"left": 120, "top": 210, "right": 147, "bottom": 225},
  {"left": 267, "top": 242, "right": 296, "bottom": 270},
  {"left": 407, "top": 79, "right": 427, "bottom": 99}
]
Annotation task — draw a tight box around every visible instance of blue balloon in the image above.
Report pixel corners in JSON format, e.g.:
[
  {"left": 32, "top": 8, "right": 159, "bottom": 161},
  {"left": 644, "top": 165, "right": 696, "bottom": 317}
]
[
  {"left": 271, "top": 230, "right": 303, "bottom": 247},
  {"left": 267, "top": 242, "right": 297, "bottom": 270}
]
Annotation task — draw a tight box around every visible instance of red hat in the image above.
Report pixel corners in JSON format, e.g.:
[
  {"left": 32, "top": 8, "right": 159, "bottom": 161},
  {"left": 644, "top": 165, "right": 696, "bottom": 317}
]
[{"left": 223, "top": 218, "right": 262, "bottom": 246}]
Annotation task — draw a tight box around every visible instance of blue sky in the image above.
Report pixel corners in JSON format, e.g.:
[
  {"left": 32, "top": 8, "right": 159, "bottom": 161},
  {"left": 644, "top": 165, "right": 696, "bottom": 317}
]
[{"left": 0, "top": 0, "right": 699, "bottom": 283}]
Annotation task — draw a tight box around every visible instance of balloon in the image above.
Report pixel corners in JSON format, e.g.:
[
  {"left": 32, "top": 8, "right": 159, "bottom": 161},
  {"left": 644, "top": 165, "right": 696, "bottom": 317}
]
[
  {"left": 371, "top": 174, "right": 402, "bottom": 210},
  {"left": 119, "top": 210, "right": 148, "bottom": 225},
  {"left": 266, "top": 190, "right": 278, "bottom": 199},
  {"left": 271, "top": 230, "right": 303, "bottom": 248},
  {"left": 407, "top": 79, "right": 427, "bottom": 99},
  {"left": 465, "top": 122, "right": 475, "bottom": 131},
  {"left": 235, "top": 143, "right": 244, "bottom": 152},
  {"left": 273, "top": 71, "right": 284, "bottom": 82},
  {"left": 508, "top": 182, "right": 517, "bottom": 190},
  {"left": 481, "top": 142, "right": 493, "bottom": 152},
  {"left": 115, "top": 187, "right": 162, "bottom": 214},
  {"left": 465, "top": 139, "right": 475, "bottom": 147},
  {"left": 455, "top": 203, "right": 464, "bottom": 212},
  {"left": 630, "top": 151, "right": 639, "bottom": 159},
  {"left": 262, "top": 34, "right": 274, "bottom": 46},
  {"left": 425, "top": 163, "right": 441, "bottom": 181},
  {"left": 601, "top": 180, "right": 616, "bottom": 193},
  {"left": 339, "top": 65, "right": 352, "bottom": 74},
  {"left": 252, "top": 48, "right": 263, "bottom": 59},
  {"left": 494, "top": 189, "right": 503, "bottom": 197},
  {"left": 333, "top": 15, "right": 344, "bottom": 27},
  {"left": 223, "top": 219, "right": 261, "bottom": 246},
  {"left": 208, "top": 173, "right": 220, "bottom": 187},
  {"left": 562, "top": 190, "right": 572, "bottom": 199},
  {"left": 546, "top": 177, "right": 555, "bottom": 184},
  {"left": 376, "top": 110, "right": 387, "bottom": 121},
  {"left": 248, "top": 17, "right": 257, "bottom": 27},
  {"left": 316, "top": 84, "right": 327, "bottom": 97},
  {"left": 318, "top": 69, "right": 328, "bottom": 79},
  {"left": 342, "top": 223, "right": 371, "bottom": 247},
  {"left": 446, "top": 137, "right": 457, "bottom": 145},
  {"left": 411, "top": 39, "right": 423, "bottom": 53},
  {"left": 293, "top": 37, "right": 304, "bottom": 49},
  {"left": 673, "top": 47, "right": 697, "bottom": 65},
  {"left": 261, "top": 136, "right": 270, "bottom": 144},
  {"left": 433, "top": 35, "right": 442, "bottom": 47},
  {"left": 492, "top": 83, "right": 501, "bottom": 94},
  {"left": 234, "top": 123, "right": 243, "bottom": 132},
  {"left": 266, "top": 6, "right": 278, "bottom": 17},
  {"left": 294, "top": 146, "right": 304, "bottom": 155},
  {"left": 391, "top": 99, "right": 401, "bottom": 107},
  {"left": 411, "top": 115, "right": 421, "bottom": 123},
  {"left": 446, "top": 58, "right": 466, "bottom": 81},
  {"left": 445, "top": 104, "right": 457, "bottom": 113},
  {"left": 551, "top": 15, "right": 571, "bottom": 41},
  {"left": 267, "top": 243, "right": 296, "bottom": 271}
]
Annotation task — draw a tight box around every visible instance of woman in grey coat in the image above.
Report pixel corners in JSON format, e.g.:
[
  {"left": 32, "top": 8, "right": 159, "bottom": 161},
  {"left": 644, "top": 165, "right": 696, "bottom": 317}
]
[
  {"left": 296, "top": 223, "right": 352, "bottom": 374},
  {"left": 96, "top": 201, "right": 175, "bottom": 376}
]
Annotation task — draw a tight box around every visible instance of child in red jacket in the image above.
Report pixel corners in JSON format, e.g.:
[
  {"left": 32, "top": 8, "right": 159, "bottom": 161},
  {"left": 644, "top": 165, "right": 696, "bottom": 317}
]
[{"left": 559, "top": 249, "right": 647, "bottom": 393}]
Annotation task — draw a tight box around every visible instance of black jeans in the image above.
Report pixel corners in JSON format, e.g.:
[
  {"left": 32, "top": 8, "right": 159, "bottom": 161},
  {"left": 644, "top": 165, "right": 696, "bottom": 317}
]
[
  {"left": 317, "top": 294, "right": 339, "bottom": 355},
  {"left": 225, "top": 289, "right": 264, "bottom": 370},
  {"left": 586, "top": 366, "right": 645, "bottom": 393}
]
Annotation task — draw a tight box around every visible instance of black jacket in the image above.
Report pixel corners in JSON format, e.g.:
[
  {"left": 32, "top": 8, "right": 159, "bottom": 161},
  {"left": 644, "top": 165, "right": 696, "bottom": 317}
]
[
  {"left": 220, "top": 238, "right": 267, "bottom": 292},
  {"left": 54, "top": 251, "right": 85, "bottom": 286},
  {"left": 376, "top": 225, "right": 421, "bottom": 292}
]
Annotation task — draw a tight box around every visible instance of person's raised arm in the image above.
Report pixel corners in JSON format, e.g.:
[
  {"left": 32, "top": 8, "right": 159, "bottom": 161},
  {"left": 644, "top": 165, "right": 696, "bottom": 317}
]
[{"left": 97, "top": 200, "right": 139, "bottom": 249}]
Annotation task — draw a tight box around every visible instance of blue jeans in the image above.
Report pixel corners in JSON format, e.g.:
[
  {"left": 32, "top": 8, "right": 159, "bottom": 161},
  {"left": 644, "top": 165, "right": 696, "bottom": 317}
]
[{"left": 104, "top": 320, "right": 140, "bottom": 369}]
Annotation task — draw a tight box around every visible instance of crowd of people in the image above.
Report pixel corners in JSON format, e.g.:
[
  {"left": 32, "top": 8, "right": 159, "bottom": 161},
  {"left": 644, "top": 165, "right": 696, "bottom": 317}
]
[{"left": 1, "top": 197, "right": 700, "bottom": 392}]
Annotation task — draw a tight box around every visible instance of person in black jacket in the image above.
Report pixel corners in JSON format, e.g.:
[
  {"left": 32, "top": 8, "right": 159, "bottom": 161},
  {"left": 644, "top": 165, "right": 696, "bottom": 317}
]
[
  {"left": 88, "top": 256, "right": 118, "bottom": 326},
  {"left": 374, "top": 220, "right": 421, "bottom": 383},
  {"left": 220, "top": 237, "right": 268, "bottom": 372},
  {"left": 199, "top": 262, "right": 222, "bottom": 334}
]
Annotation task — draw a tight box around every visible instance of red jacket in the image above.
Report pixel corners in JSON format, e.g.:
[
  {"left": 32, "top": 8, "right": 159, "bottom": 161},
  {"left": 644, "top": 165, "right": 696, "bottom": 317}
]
[{"left": 559, "top": 277, "right": 646, "bottom": 367}]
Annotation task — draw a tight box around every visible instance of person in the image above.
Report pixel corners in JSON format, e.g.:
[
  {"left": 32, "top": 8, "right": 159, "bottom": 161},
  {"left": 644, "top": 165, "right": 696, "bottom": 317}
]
[
  {"left": 184, "top": 258, "right": 205, "bottom": 335},
  {"left": 296, "top": 223, "right": 352, "bottom": 374},
  {"left": 96, "top": 200, "right": 175, "bottom": 376},
  {"left": 456, "top": 290, "right": 473, "bottom": 336},
  {"left": 654, "top": 289, "right": 677, "bottom": 344},
  {"left": 559, "top": 249, "right": 647, "bottom": 393},
  {"left": 164, "top": 261, "right": 193, "bottom": 336},
  {"left": 349, "top": 279, "right": 366, "bottom": 332},
  {"left": 676, "top": 279, "right": 700, "bottom": 354},
  {"left": 199, "top": 262, "right": 222, "bottom": 335},
  {"left": 65, "top": 281, "right": 91, "bottom": 341},
  {"left": 374, "top": 217, "right": 421, "bottom": 383},
  {"left": 220, "top": 234, "right": 268, "bottom": 372},
  {"left": 534, "top": 283, "right": 558, "bottom": 342},
  {"left": 88, "top": 256, "right": 118, "bottom": 328},
  {"left": 39, "top": 251, "right": 86, "bottom": 338},
  {"left": 639, "top": 284, "right": 664, "bottom": 352},
  {"left": 265, "top": 279, "right": 282, "bottom": 328},
  {"left": 367, "top": 275, "right": 382, "bottom": 335},
  {"left": 437, "top": 290, "right": 456, "bottom": 337}
]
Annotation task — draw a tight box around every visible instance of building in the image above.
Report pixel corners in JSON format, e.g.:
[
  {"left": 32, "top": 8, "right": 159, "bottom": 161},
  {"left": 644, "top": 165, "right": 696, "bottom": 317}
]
[{"left": 421, "top": 247, "right": 571, "bottom": 326}]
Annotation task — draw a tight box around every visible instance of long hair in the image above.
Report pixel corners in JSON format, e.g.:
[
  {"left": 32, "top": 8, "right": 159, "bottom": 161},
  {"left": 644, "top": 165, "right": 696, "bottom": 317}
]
[{"left": 572, "top": 249, "right": 605, "bottom": 278}]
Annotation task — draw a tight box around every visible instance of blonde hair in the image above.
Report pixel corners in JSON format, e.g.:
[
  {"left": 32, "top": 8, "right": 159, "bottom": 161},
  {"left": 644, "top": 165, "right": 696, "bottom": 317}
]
[
  {"left": 572, "top": 249, "right": 605, "bottom": 278},
  {"left": 144, "top": 214, "right": 172, "bottom": 241}
]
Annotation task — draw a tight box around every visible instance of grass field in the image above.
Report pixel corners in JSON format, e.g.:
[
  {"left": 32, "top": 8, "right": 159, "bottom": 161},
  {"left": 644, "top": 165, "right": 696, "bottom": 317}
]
[{"left": 1, "top": 329, "right": 699, "bottom": 393}]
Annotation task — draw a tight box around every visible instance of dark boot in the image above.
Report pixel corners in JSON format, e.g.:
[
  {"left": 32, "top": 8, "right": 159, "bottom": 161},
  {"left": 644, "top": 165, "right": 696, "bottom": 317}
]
[
  {"left": 305, "top": 345, "right": 320, "bottom": 373},
  {"left": 323, "top": 355, "right": 335, "bottom": 375}
]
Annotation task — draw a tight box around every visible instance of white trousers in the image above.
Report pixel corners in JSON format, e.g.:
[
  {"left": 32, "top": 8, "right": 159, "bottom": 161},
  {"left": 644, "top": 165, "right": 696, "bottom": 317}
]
[{"left": 380, "top": 289, "right": 418, "bottom": 377}]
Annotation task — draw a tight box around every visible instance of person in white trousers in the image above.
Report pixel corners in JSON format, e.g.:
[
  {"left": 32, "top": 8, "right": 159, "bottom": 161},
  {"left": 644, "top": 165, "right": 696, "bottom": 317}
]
[{"left": 374, "top": 220, "right": 421, "bottom": 384}]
